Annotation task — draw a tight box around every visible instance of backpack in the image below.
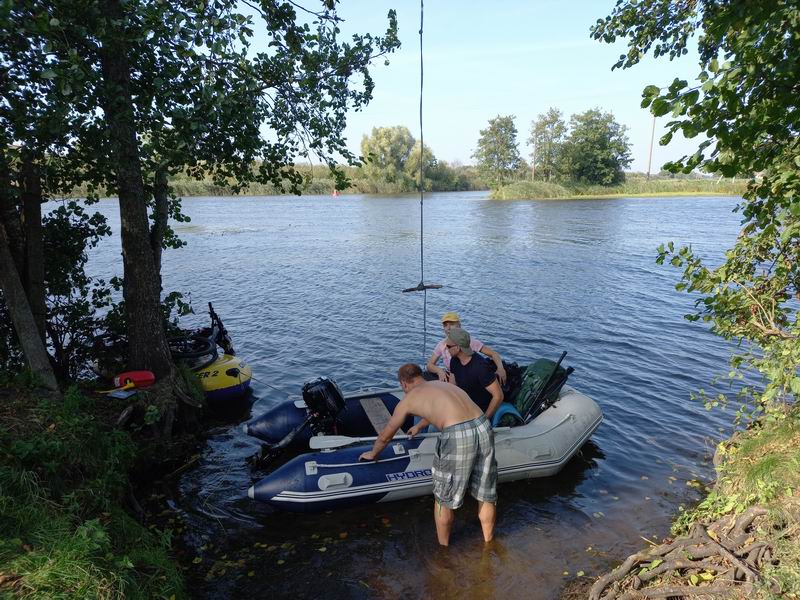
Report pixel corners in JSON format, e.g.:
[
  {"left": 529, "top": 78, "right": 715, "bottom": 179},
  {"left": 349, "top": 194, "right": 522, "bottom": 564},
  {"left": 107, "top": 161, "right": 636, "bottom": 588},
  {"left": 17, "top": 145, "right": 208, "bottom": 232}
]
[{"left": 514, "top": 358, "right": 569, "bottom": 420}]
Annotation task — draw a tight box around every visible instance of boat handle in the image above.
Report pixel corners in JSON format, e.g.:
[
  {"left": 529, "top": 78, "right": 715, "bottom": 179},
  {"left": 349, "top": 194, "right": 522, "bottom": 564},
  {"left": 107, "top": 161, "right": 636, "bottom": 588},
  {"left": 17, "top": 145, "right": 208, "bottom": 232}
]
[
  {"left": 316, "top": 455, "right": 410, "bottom": 468},
  {"left": 503, "top": 414, "right": 574, "bottom": 441}
]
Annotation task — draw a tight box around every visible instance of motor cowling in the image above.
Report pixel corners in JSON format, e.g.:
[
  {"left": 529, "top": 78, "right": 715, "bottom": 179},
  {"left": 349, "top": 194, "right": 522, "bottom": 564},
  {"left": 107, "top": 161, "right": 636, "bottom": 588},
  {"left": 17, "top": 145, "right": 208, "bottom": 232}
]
[{"left": 302, "top": 377, "right": 345, "bottom": 435}]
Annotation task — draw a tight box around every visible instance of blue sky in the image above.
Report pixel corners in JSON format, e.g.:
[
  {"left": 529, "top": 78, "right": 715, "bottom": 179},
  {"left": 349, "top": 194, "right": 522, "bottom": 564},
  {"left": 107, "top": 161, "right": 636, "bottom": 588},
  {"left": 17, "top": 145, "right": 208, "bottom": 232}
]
[{"left": 333, "top": 0, "right": 704, "bottom": 173}]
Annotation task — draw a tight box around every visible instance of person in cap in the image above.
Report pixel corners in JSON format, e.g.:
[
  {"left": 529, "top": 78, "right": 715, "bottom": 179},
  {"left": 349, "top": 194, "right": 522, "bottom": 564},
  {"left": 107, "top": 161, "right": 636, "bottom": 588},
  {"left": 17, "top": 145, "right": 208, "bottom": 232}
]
[
  {"left": 426, "top": 311, "right": 507, "bottom": 385},
  {"left": 444, "top": 327, "right": 504, "bottom": 420},
  {"left": 359, "top": 363, "right": 497, "bottom": 546}
]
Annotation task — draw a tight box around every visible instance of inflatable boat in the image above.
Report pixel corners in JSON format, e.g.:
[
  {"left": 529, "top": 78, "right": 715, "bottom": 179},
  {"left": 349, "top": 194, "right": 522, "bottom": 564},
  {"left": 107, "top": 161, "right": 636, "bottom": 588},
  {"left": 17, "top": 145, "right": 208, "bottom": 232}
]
[{"left": 245, "top": 357, "right": 602, "bottom": 513}]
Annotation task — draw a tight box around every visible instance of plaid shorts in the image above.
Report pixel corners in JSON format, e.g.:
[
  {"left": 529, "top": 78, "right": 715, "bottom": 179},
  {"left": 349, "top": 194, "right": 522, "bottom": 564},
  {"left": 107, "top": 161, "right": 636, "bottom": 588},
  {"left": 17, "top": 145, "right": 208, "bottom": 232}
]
[{"left": 431, "top": 415, "right": 497, "bottom": 509}]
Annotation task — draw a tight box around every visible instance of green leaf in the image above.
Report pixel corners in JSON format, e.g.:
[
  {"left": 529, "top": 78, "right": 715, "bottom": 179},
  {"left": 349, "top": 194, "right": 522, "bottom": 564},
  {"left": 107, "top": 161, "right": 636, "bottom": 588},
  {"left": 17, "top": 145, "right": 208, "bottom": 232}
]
[
  {"left": 643, "top": 84, "right": 660, "bottom": 97},
  {"left": 651, "top": 98, "right": 671, "bottom": 117}
]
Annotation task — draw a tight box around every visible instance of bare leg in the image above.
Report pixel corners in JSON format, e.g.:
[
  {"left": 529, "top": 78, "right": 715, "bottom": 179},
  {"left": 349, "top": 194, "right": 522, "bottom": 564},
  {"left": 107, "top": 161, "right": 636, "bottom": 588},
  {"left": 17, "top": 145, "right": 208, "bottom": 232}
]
[
  {"left": 478, "top": 501, "right": 496, "bottom": 542},
  {"left": 434, "top": 499, "right": 455, "bottom": 546}
]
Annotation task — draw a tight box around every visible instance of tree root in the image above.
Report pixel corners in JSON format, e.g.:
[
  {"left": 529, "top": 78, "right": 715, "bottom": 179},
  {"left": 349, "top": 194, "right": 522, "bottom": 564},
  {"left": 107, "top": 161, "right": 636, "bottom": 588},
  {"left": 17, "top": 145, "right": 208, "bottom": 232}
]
[
  {"left": 615, "top": 583, "right": 752, "bottom": 599},
  {"left": 589, "top": 505, "right": 779, "bottom": 600}
]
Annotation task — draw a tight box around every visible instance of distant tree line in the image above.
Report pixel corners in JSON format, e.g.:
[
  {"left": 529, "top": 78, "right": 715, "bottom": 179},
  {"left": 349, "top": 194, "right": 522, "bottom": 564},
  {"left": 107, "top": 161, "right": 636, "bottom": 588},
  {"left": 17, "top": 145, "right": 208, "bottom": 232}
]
[
  {"left": 472, "top": 108, "right": 633, "bottom": 190},
  {"left": 351, "top": 125, "right": 486, "bottom": 193}
]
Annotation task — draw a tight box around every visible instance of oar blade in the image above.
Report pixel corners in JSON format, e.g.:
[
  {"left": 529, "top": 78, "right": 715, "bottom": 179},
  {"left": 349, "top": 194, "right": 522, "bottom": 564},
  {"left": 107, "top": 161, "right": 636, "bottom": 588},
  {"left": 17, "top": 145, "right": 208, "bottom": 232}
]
[{"left": 309, "top": 435, "right": 359, "bottom": 450}]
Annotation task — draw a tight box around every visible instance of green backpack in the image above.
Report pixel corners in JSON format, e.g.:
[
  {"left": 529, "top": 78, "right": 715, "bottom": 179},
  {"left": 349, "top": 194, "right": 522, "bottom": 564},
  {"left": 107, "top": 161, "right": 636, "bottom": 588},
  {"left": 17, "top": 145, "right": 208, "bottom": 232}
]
[{"left": 513, "top": 358, "right": 566, "bottom": 418}]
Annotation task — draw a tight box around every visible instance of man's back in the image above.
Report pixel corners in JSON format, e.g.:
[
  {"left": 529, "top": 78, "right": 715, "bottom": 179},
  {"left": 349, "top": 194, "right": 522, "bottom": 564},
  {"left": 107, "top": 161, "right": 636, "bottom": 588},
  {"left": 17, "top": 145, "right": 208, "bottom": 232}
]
[{"left": 404, "top": 380, "right": 482, "bottom": 430}]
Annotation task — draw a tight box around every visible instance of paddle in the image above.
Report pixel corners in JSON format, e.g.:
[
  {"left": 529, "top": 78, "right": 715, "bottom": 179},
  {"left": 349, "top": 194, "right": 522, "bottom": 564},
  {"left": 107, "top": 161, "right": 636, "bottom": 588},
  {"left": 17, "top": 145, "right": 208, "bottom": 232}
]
[
  {"left": 309, "top": 432, "right": 439, "bottom": 450},
  {"left": 309, "top": 426, "right": 511, "bottom": 450}
]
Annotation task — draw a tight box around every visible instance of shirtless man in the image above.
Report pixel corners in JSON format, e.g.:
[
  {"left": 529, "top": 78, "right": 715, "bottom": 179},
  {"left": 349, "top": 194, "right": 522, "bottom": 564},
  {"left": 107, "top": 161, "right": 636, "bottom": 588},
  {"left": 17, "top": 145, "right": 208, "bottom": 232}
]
[{"left": 359, "top": 363, "right": 497, "bottom": 546}]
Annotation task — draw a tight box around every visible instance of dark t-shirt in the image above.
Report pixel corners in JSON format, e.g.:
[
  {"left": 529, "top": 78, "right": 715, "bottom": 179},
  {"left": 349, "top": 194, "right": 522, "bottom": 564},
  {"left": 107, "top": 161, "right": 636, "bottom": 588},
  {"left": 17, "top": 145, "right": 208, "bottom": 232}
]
[{"left": 450, "top": 354, "right": 496, "bottom": 412}]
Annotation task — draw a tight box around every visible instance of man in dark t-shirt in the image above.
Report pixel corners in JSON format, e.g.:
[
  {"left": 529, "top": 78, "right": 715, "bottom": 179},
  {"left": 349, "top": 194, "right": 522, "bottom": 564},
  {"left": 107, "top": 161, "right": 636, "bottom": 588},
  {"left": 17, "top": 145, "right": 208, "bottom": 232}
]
[{"left": 447, "top": 327, "right": 504, "bottom": 419}]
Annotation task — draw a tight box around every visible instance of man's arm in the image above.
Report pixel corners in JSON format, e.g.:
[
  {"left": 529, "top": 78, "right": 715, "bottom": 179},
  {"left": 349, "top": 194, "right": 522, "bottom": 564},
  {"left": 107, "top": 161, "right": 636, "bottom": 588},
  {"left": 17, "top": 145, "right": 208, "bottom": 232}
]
[
  {"left": 483, "top": 379, "right": 504, "bottom": 420},
  {"left": 408, "top": 418, "right": 430, "bottom": 437},
  {"left": 480, "top": 343, "right": 507, "bottom": 385},
  {"left": 359, "top": 400, "right": 409, "bottom": 461},
  {"left": 426, "top": 350, "right": 449, "bottom": 381}
]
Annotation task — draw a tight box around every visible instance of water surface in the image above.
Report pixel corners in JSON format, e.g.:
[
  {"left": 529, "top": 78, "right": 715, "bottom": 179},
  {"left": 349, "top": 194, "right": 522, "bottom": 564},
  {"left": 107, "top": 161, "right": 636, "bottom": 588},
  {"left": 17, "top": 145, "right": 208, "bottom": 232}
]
[{"left": 87, "top": 191, "right": 744, "bottom": 599}]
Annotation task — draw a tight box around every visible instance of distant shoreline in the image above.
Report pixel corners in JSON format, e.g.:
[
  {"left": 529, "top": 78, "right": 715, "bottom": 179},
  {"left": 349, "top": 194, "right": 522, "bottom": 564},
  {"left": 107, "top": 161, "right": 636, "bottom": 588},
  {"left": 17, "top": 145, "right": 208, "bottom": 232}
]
[
  {"left": 68, "top": 179, "right": 747, "bottom": 201},
  {"left": 490, "top": 178, "right": 747, "bottom": 201},
  {"left": 493, "top": 190, "right": 744, "bottom": 201}
]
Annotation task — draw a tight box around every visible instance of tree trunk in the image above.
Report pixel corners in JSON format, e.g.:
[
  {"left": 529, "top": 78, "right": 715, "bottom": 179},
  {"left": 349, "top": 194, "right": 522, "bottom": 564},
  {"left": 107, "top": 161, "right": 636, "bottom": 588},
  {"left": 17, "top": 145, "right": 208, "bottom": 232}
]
[
  {"left": 150, "top": 166, "right": 169, "bottom": 289},
  {"left": 21, "top": 155, "right": 47, "bottom": 342},
  {"left": 98, "top": 0, "right": 174, "bottom": 379},
  {"left": 0, "top": 148, "right": 25, "bottom": 270},
  {"left": 0, "top": 222, "right": 60, "bottom": 393}
]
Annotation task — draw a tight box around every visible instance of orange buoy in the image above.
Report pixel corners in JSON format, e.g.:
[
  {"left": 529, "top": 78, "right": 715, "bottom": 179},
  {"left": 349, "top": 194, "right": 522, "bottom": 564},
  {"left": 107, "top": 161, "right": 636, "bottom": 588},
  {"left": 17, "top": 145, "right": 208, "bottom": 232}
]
[{"left": 113, "top": 370, "right": 156, "bottom": 388}]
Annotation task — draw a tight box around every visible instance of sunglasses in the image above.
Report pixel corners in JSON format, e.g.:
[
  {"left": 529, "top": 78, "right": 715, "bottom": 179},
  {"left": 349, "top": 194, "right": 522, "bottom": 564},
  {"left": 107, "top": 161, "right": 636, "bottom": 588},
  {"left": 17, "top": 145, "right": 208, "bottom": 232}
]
[{"left": 446, "top": 344, "right": 459, "bottom": 350}]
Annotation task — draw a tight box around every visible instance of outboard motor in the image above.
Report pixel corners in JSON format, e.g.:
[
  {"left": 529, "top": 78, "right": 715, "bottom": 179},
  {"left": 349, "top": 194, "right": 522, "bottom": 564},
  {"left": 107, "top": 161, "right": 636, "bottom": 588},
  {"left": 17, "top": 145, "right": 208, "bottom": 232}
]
[
  {"left": 247, "top": 376, "right": 346, "bottom": 468},
  {"left": 303, "top": 377, "right": 346, "bottom": 435}
]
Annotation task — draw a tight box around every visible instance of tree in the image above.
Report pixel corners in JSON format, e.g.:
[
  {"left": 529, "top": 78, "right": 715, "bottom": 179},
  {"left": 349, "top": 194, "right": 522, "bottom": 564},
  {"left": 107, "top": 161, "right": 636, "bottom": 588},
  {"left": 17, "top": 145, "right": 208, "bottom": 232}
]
[
  {"left": 360, "top": 126, "right": 416, "bottom": 191},
  {"left": 528, "top": 108, "right": 567, "bottom": 181},
  {"left": 592, "top": 1, "right": 799, "bottom": 416},
  {"left": 1, "top": 2, "right": 399, "bottom": 415},
  {"left": 559, "top": 109, "right": 632, "bottom": 185},
  {"left": 405, "top": 141, "right": 443, "bottom": 191},
  {"left": 472, "top": 115, "right": 522, "bottom": 189},
  {"left": 0, "top": 224, "right": 59, "bottom": 392}
]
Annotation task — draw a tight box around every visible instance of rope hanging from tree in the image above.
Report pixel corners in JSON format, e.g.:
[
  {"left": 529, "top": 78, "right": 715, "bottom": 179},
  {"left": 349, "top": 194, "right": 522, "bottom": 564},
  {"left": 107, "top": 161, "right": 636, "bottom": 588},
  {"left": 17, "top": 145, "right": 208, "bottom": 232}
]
[{"left": 402, "top": 0, "right": 441, "bottom": 361}]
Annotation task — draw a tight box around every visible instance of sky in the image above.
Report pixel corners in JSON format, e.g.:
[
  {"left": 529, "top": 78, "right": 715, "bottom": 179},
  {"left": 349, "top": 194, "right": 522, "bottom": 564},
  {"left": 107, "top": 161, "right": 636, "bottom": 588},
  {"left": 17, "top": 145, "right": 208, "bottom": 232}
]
[{"left": 331, "top": 0, "right": 705, "bottom": 173}]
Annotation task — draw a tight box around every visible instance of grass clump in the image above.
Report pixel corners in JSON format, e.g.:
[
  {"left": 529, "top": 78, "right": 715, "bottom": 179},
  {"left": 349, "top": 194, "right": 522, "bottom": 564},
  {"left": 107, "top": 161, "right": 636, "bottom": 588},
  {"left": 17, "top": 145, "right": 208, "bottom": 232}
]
[{"left": 0, "top": 385, "right": 185, "bottom": 599}]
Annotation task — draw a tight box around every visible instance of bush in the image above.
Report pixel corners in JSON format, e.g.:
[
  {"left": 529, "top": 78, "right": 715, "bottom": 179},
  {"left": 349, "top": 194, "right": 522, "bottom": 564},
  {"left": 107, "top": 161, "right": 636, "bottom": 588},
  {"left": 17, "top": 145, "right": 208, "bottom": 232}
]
[
  {"left": 490, "top": 180, "right": 571, "bottom": 199},
  {"left": 0, "top": 387, "right": 185, "bottom": 599}
]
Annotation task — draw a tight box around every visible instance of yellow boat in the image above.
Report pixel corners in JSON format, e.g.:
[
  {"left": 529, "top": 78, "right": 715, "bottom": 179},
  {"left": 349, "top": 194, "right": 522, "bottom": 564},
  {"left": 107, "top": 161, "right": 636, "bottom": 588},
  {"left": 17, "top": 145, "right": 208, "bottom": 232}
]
[
  {"left": 170, "top": 303, "right": 254, "bottom": 403},
  {"left": 195, "top": 353, "right": 252, "bottom": 402}
]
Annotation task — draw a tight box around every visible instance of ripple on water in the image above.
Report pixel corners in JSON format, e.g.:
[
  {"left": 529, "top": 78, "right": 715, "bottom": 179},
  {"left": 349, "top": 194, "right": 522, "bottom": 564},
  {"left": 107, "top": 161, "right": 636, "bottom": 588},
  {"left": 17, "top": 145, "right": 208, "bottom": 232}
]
[{"left": 80, "top": 192, "right": 743, "bottom": 599}]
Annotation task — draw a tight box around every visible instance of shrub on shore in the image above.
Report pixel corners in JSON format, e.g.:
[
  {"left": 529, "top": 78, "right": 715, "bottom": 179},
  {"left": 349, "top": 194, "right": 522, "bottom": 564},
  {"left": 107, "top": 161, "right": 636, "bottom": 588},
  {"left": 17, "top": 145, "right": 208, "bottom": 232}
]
[
  {"left": 0, "top": 385, "right": 185, "bottom": 599},
  {"left": 491, "top": 180, "right": 571, "bottom": 200}
]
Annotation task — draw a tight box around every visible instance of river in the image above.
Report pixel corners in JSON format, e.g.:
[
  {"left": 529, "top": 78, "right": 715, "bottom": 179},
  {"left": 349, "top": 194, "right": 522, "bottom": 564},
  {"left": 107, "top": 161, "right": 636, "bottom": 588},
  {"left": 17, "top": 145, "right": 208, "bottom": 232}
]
[{"left": 87, "top": 191, "right": 743, "bottom": 599}]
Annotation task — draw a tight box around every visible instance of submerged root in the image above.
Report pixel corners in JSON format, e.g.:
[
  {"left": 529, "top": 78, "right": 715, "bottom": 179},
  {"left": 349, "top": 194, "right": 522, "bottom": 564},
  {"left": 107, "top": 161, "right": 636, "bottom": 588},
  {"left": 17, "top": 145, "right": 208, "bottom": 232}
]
[{"left": 589, "top": 506, "right": 783, "bottom": 600}]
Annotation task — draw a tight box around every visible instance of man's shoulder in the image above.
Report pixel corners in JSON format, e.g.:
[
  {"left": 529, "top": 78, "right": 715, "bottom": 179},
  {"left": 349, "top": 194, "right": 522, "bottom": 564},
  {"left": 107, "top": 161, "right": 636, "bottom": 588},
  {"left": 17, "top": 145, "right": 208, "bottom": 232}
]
[
  {"left": 409, "top": 380, "right": 445, "bottom": 399},
  {"left": 432, "top": 339, "right": 446, "bottom": 355},
  {"left": 469, "top": 354, "right": 493, "bottom": 369}
]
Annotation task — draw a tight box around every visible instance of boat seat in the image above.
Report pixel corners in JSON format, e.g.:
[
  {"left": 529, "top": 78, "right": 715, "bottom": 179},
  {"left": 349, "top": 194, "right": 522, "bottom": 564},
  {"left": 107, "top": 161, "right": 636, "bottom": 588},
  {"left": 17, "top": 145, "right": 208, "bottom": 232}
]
[{"left": 360, "top": 397, "right": 394, "bottom": 434}]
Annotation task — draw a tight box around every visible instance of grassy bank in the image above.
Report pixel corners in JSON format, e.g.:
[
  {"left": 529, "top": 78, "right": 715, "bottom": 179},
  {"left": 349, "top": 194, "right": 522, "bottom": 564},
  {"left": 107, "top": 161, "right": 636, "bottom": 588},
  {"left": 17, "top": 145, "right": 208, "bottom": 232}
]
[
  {"left": 492, "top": 177, "right": 747, "bottom": 200},
  {"left": 582, "top": 404, "right": 800, "bottom": 599},
  {"left": 0, "top": 384, "right": 185, "bottom": 599}
]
